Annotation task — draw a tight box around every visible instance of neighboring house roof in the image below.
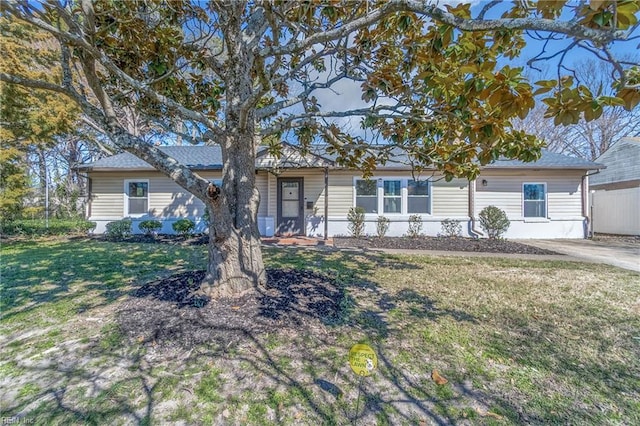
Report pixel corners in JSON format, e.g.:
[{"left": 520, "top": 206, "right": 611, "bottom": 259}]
[
  {"left": 590, "top": 137, "right": 640, "bottom": 189},
  {"left": 79, "top": 144, "right": 603, "bottom": 172}
]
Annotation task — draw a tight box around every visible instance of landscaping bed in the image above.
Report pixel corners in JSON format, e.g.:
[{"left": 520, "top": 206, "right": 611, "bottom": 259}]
[
  {"left": 88, "top": 233, "right": 560, "bottom": 255},
  {"left": 334, "top": 236, "right": 560, "bottom": 255}
]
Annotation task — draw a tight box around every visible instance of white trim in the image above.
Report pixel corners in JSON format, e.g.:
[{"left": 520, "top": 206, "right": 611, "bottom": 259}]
[
  {"left": 124, "top": 179, "right": 150, "bottom": 217},
  {"left": 522, "top": 182, "right": 547, "bottom": 219},
  {"left": 353, "top": 176, "right": 432, "bottom": 216}
]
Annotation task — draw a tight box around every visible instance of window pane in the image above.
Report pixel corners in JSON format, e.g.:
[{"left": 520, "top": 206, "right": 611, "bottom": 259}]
[
  {"left": 356, "top": 180, "right": 376, "bottom": 196},
  {"left": 128, "top": 182, "right": 148, "bottom": 198},
  {"left": 524, "top": 201, "right": 545, "bottom": 218},
  {"left": 282, "top": 182, "right": 299, "bottom": 200},
  {"left": 408, "top": 180, "right": 429, "bottom": 196},
  {"left": 129, "top": 198, "right": 148, "bottom": 214},
  {"left": 524, "top": 184, "right": 545, "bottom": 201},
  {"left": 356, "top": 197, "right": 377, "bottom": 213},
  {"left": 282, "top": 200, "right": 299, "bottom": 217},
  {"left": 384, "top": 180, "right": 401, "bottom": 196},
  {"left": 383, "top": 197, "right": 401, "bottom": 213},
  {"left": 408, "top": 197, "right": 429, "bottom": 213}
]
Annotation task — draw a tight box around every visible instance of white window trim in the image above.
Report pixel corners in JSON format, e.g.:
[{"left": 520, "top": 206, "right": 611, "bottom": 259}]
[
  {"left": 353, "top": 177, "right": 432, "bottom": 216},
  {"left": 522, "top": 182, "right": 547, "bottom": 219},
  {"left": 124, "top": 179, "right": 150, "bottom": 217}
]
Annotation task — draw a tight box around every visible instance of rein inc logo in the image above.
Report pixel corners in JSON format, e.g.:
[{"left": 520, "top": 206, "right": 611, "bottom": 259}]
[{"left": 2, "top": 418, "right": 34, "bottom": 425}]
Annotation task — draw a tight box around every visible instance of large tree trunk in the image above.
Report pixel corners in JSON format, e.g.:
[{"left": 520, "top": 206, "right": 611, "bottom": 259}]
[
  {"left": 200, "top": 131, "right": 266, "bottom": 298},
  {"left": 198, "top": 4, "right": 265, "bottom": 298}
]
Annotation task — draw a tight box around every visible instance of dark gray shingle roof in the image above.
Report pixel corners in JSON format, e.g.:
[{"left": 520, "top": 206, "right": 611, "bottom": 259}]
[
  {"left": 80, "top": 145, "right": 603, "bottom": 171},
  {"left": 484, "top": 150, "right": 603, "bottom": 170},
  {"left": 81, "top": 146, "right": 223, "bottom": 170}
]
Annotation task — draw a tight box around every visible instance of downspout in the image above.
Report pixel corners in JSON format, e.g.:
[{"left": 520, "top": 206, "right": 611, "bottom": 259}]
[
  {"left": 468, "top": 179, "right": 484, "bottom": 238},
  {"left": 324, "top": 167, "right": 329, "bottom": 241},
  {"left": 582, "top": 170, "right": 600, "bottom": 239},
  {"left": 87, "top": 176, "right": 92, "bottom": 219}
]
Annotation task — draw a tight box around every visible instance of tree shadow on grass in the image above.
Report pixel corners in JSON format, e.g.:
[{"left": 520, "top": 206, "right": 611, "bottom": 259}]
[
  {"left": 0, "top": 239, "right": 205, "bottom": 326},
  {"left": 7, "top": 245, "right": 634, "bottom": 424},
  {"left": 98, "top": 248, "right": 507, "bottom": 424}
]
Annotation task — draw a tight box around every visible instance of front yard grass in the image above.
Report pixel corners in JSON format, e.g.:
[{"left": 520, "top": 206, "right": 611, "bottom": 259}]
[{"left": 1, "top": 237, "right": 639, "bottom": 425}]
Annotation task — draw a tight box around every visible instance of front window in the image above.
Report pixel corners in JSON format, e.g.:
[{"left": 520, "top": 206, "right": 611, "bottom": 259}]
[
  {"left": 523, "top": 183, "right": 546, "bottom": 218},
  {"left": 355, "top": 180, "right": 377, "bottom": 213},
  {"left": 126, "top": 181, "right": 148, "bottom": 215},
  {"left": 407, "top": 180, "right": 430, "bottom": 214},
  {"left": 354, "top": 178, "right": 433, "bottom": 215},
  {"left": 383, "top": 180, "right": 402, "bottom": 213}
]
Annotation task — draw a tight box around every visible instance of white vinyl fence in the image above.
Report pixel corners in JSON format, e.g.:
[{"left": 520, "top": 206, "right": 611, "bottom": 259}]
[{"left": 591, "top": 187, "right": 640, "bottom": 235}]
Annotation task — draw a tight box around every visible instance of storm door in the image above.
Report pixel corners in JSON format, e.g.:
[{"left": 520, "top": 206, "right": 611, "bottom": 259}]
[{"left": 277, "top": 178, "right": 304, "bottom": 235}]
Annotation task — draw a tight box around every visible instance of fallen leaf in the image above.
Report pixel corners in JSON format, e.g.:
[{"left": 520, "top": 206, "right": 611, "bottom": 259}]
[
  {"left": 476, "top": 408, "right": 503, "bottom": 419},
  {"left": 431, "top": 369, "right": 448, "bottom": 385}
]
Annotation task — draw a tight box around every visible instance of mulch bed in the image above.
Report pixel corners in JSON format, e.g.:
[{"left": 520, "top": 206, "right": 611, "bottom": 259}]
[
  {"left": 89, "top": 234, "right": 558, "bottom": 255},
  {"left": 334, "top": 236, "right": 560, "bottom": 255},
  {"left": 89, "top": 233, "right": 209, "bottom": 245},
  {"left": 117, "top": 268, "right": 344, "bottom": 349}
]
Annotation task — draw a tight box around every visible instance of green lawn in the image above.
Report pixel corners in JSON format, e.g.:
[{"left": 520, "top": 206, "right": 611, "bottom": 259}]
[{"left": 1, "top": 237, "right": 639, "bottom": 425}]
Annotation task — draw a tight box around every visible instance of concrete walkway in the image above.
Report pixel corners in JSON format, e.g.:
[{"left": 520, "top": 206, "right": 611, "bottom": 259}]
[{"left": 518, "top": 239, "right": 640, "bottom": 272}]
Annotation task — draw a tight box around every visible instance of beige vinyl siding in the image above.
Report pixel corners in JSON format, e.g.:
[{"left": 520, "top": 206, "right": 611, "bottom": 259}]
[
  {"left": 327, "top": 171, "right": 357, "bottom": 216},
  {"left": 255, "top": 172, "right": 268, "bottom": 217},
  {"left": 432, "top": 178, "right": 468, "bottom": 217},
  {"left": 476, "top": 171, "right": 583, "bottom": 219},
  {"left": 89, "top": 171, "right": 223, "bottom": 219},
  {"left": 90, "top": 173, "right": 125, "bottom": 217}
]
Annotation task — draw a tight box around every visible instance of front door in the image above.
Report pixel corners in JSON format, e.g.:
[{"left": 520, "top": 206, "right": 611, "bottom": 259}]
[{"left": 277, "top": 177, "right": 304, "bottom": 235}]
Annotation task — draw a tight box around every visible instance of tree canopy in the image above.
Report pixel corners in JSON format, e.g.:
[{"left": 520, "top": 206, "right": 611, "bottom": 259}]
[{"left": 0, "top": 16, "right": 79, "bottom": 219}]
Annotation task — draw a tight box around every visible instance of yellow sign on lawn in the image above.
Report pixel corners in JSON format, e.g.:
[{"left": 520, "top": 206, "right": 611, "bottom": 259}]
[{"left": 348, "top": 344, "right": 377, "bottom": 376}]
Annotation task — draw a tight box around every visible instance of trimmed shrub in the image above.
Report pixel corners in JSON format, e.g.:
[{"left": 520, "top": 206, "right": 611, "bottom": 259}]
[
  {"left": 479, "top": 206, "right": 510, "bottom": 239},
  {"left": 172, "top": 218, "right": 195, "bottom": 236},
  {"left": 105, "top": 219, "right": 132, "bottom": 240},
  {"left": 376, "top": 216, "right": 390, "bottom": 238},
  {"left": 76, "top": 220, "right": 97, "bottom": 234},
  {"left": 347, "top": 207, "right": 365, "bottom": 238},
  {"left": 0, "top": 219, "right": 96, "bottom": 236},
  {"left": 138, "top": 219, "right": 162, "bottom": 235},
  {"left": 440, "top": 218, "right": 462, "bottom": 238},
  {"left": 406, "top": 214, "right": 423, "bottom": 238}
]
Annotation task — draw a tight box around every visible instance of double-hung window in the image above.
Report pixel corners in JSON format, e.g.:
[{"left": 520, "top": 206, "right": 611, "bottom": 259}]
[
  {"left": 354, "top": 178, "right": 431, "bottom": 215},
  {"left": 355, "top": 180, "right": 378, "bottom": 213},
  {"left": 523, "top": 183, "right": 546, "bottom": 218},
  {"left": 383, "top": 180, "right": 402, "bottom": 213},
  {"left": 125, "top": 180, "right": 149, "bottom": 216},
  {"left": 407, "top": 180, "right": 430, "bottom": 214}
]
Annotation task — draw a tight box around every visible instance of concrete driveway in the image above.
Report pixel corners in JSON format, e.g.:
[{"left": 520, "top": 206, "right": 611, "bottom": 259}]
[{"left": 521, "top": 238, "right": 640, "bottom": 272}]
